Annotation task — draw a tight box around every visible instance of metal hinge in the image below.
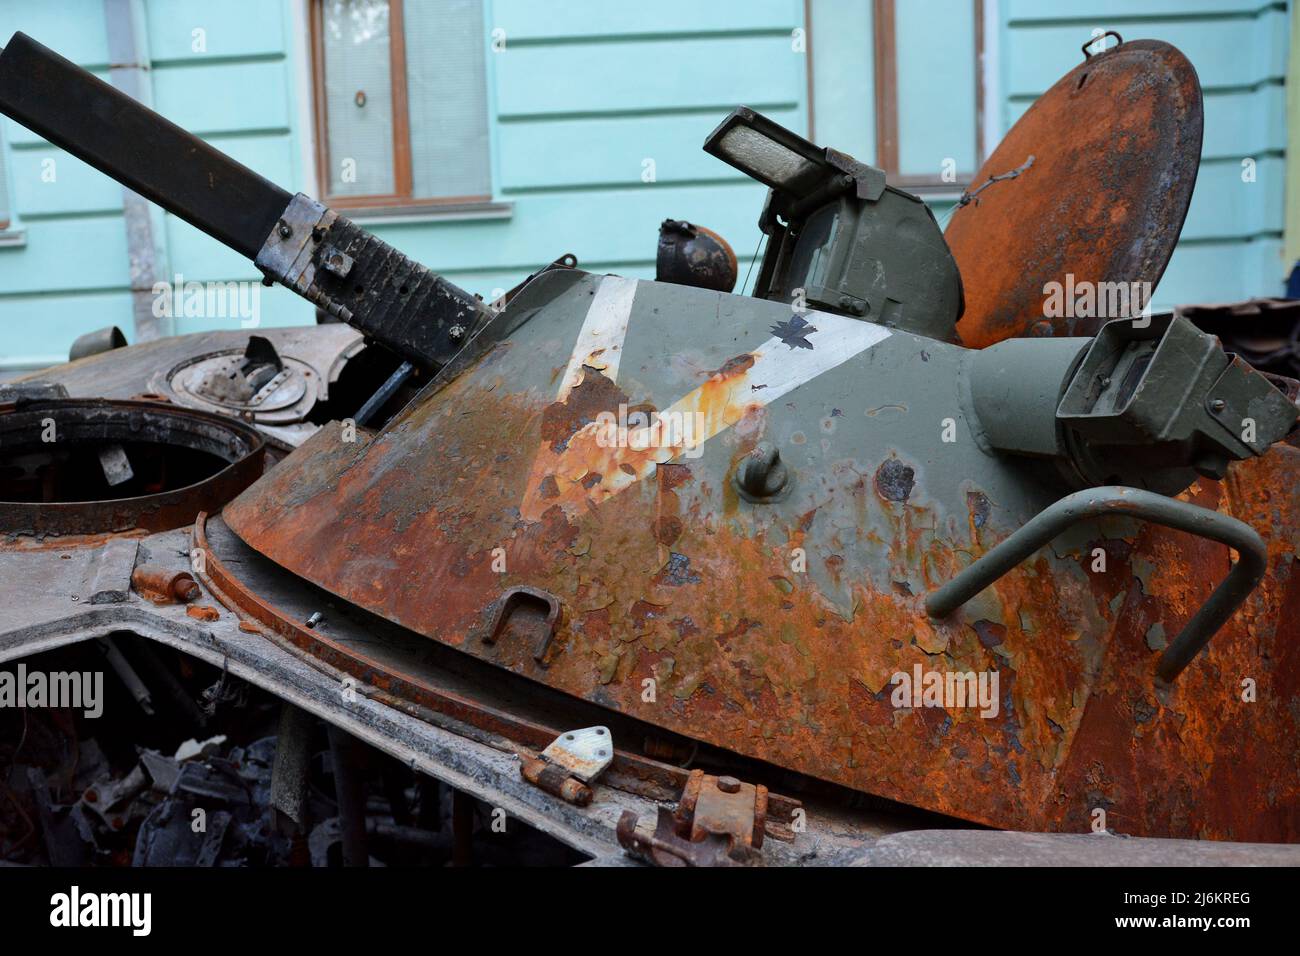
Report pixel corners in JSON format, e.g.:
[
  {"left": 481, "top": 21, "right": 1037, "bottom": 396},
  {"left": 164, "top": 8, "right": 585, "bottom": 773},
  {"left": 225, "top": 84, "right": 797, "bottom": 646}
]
[{"left": 519, "top": 725, "right": 613, "bottom": 807}]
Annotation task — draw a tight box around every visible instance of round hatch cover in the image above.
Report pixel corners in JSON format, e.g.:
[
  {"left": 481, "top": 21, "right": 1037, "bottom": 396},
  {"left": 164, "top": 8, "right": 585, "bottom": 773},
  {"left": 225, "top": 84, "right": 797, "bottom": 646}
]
[
  {"left": 156, "top": 350, "right": 317, "bottom": 424},
  {"left": 945, "top": 38, "right": 1203, "bottom": 349}
]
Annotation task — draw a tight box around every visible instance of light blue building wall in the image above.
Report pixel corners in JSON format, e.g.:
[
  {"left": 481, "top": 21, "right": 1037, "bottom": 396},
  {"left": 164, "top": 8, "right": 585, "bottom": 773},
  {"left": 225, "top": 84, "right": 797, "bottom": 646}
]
[
  {"left": 0, "top": 0, "right": 1291, "bottom": 368},
  {"left": 0, "top": 0, "right": 308, "bottom": 366}
]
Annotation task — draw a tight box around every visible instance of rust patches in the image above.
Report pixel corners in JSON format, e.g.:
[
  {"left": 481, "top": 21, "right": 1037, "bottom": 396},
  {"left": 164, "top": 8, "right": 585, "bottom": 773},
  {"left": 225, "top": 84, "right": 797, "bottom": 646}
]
[
  {"left": 657, "top": 463, "right": 692, "bottom": 489},
  {"left": 0, "top": 528, "right": 149, "bottom": 551},
  {"left": 947, "top": 41, "right": 1201, "bottom": 348},
  {"left": 653, "top": 552, "right": 701, "bottom": 587},
  {"left": 185, "top": 604, "right": 220, "bottom": 622},
  {"left": 672, "top": 616, "right": 701, "bottom": 640},
  {"left": 971, "top": 619, "right": 1005, "bottom": 649},
  {"left": 849, "top": 677, "right": 898, "bottom": 729},
  {"left": 653, "top": 515, "right": 684, "bottom": 546},
  {"left": 709, "top": 354, "right": 756, "bottom": 379},
  {"left": 629, "top": 599, "right": 670, "bottom": 633},
  {"left": 966, "top": 491, "right": 991, "bottom": 539},
  {"left": 517, "top": 350, "right": 766, "bottom": 521},
  {"left": 0, "top": 398, "right": 266, "bottom": 538},
  {"left": 190, "top": 513, "right": 697, "bottom": 802},
  {"left": 874, "top": 458, "right": 916, "bottom": 502},
  {"left": 222, "top": 329, "right": 1300, "bottom": 843},
  {"left": 715, "top": 617, "right": 761, "bottom": 651},
  {"left": 539, "top": 366, "right": 630, "bottom": 454},
  {"left": 653, "top": 462, "right": 690, "bottom": 546}
]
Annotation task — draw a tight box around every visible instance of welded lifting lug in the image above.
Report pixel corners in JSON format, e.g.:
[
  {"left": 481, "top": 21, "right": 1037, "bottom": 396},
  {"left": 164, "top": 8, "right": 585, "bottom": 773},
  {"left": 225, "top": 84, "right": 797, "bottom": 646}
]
[
  {"left": 925, "top": 486, "right": 1268, "bottom": 684},
  {"left": 617, "top": 770, "right": 770, "bottom": 867},
  {"left": 481, "top": 585, "right": 562, "bottom": 667}
]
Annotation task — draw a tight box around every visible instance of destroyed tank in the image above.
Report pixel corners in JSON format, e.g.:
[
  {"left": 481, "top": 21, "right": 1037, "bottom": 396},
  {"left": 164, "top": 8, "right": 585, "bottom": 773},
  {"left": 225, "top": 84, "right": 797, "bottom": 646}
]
[{"left": 1, "top": 31, "right": 1298, "bottom": 863}]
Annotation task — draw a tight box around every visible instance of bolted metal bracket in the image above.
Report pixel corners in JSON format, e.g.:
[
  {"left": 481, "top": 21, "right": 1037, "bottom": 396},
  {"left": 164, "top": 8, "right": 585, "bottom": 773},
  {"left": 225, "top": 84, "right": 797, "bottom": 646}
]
[
  {"left": 255, "top": 194, "right": 333, "bottom": 289},
  {"left": 617, "top": 769, "right": 779, "bottom": 866},
  {"left": 541, "top": 725, "right": 613, "bottom": 783}
]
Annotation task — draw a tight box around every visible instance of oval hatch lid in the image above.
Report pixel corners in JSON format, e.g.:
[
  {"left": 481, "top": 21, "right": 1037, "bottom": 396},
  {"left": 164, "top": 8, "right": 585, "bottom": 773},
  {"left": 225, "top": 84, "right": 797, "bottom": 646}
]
[{"left": 945, "top": 38, "right": 1203, "bottom": 349}]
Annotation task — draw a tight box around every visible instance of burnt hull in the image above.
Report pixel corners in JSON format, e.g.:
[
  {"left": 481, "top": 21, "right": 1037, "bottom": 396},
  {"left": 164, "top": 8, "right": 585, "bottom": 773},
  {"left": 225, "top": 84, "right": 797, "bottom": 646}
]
[{"left": 223, "top": 270, "right": 1300, "bottom": 841}]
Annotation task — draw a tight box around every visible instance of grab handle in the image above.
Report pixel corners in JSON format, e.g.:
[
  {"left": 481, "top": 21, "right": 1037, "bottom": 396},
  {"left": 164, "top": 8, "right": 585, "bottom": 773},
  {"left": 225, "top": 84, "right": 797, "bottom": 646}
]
[{"left": 925, "top": 486, "right": 1267, "bottom": 683}]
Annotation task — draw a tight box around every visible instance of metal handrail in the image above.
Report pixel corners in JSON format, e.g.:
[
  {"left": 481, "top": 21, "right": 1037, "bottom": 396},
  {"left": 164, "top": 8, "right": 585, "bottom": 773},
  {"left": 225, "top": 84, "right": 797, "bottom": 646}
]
[{"left": 925, "top": 486, "right": 1267, "bottom": 683}]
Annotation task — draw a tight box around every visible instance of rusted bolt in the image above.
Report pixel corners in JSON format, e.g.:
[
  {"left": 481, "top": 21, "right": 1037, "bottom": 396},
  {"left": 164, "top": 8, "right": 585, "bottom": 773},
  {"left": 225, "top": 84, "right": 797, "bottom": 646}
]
[
  {"left": 737, "top": 442, "right": 788, "bottom": 501},
  {"left": 320, "top": 245, "right": 354, "bottom": 278},
  {"left": 717, "top": 775, "right": 741, "bottom": 794},
  {"left": 135, "top": 566, "right": 201, "bottom": 604},
  {"left": 172, "top": 576, "right": 200, "bottom": 602}
]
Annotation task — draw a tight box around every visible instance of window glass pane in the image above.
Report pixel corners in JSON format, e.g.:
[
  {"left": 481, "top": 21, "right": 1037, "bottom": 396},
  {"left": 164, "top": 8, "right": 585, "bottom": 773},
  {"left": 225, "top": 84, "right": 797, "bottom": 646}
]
[
  {"left": 895, "top": 0, "right": 977, "bottom": 178},
  {"left": 323, "top": 0, "right": 396, "bottom": 196},
  {"left": 404, "top": 0, "right": 490, "bottom": 199}
]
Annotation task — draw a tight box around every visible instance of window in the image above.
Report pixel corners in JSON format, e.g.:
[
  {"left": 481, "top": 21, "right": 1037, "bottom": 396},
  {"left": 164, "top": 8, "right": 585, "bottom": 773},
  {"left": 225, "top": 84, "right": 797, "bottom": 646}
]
[
  {"left": 872, "top": 0, "right": 986, "bottom": 190},
  {"left": 310, "top": 0, "right": 491, "bottom": 209}
]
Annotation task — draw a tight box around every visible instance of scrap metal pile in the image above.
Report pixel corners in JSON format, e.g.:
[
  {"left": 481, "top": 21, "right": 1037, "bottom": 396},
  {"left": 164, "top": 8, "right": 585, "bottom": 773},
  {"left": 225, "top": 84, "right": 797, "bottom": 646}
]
[{"left": 1, "top": 31, "right": 1298, "bottom": 866}]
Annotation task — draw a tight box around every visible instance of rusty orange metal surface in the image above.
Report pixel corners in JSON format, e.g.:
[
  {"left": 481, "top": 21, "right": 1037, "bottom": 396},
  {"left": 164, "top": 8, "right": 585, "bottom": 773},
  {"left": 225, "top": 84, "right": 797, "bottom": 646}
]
[
  {"left": 222, "top": 320, "right": 1300, "bottom": 842},
  {"left": 190, "top": 511, "right": 780, "bottom": 809},
  {"left": 945, "top": 39, "right": 1202, "bottom": 349}
]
